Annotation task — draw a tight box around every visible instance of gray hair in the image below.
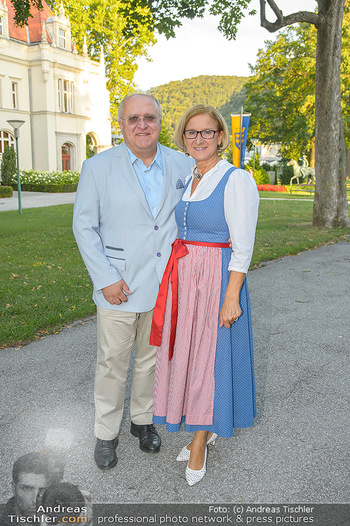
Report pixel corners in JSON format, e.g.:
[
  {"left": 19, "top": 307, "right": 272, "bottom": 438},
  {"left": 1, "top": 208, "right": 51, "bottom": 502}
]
[{"left": 118, "top": 93, "right": 162, "bottom": 121}]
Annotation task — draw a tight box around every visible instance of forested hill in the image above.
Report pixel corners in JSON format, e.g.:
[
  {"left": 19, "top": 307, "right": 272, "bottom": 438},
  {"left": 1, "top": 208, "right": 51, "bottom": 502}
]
[{"left": 149, "top": 75, "right": 247, "bottom": 136}]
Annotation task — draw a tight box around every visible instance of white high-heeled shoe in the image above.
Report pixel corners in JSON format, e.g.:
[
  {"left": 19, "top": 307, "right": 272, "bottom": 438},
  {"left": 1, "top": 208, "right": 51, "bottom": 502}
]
[
  {"left": 176, "top": 433, "right": 218, "bottom": 462},
  {"left": 186, "top": 446, "right": 207, "bottom": 486}
]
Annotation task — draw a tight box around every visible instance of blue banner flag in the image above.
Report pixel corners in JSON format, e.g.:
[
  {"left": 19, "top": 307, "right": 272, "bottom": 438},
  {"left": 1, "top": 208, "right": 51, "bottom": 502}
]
[{"left": 231, "top": 114, "right": 251, "bottom": 169}]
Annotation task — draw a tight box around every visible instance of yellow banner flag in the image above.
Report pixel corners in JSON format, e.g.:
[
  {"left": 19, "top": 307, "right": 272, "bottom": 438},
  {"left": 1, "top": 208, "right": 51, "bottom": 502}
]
[{"left": 231, "top": 114, "right": 250, "bottom": 168}]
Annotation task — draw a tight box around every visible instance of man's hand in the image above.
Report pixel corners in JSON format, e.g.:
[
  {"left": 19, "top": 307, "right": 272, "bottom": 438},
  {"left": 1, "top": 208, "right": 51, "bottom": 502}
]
[{"left": 102, "top": 280, "right": 131, "bottom": 305}]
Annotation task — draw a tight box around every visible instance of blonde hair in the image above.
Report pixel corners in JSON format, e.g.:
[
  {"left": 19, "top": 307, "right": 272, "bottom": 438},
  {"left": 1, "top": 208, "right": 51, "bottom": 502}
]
[{"left": 174, "top": 104, "right": 230, "bottom": 152}]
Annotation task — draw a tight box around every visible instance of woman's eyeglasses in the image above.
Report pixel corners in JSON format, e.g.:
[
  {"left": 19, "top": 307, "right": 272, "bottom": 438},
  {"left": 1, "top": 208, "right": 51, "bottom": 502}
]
[{"left": 184, "top": 130, "right": 219, "bottom": 139}]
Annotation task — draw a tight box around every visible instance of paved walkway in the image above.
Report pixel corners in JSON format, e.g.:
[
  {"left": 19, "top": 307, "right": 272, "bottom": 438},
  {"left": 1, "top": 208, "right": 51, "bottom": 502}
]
[
  {"left": 2, "top": 191, "right": 349, "bottom": 213},
  {"left": 1, "top": 241, "right": 349, "bottom": 505},
  {"left": 0, "top": 190, "right": 76, "bottom": 211},
  {"left": 0, "top": 191, "right": 349, "bottom": 510},
  {"left": 1, "top": 191, "right": 313, "bottom": 213}
]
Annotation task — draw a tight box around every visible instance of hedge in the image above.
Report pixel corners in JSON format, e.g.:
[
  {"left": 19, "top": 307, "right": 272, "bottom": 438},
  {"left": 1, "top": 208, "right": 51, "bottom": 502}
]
[
  {"left": 10, "top": 182, "right": 78, "bottom": 193},
  {"left": 0, "top": 185, "right": 13, "bottom": 197},
  {"left": 9, "top": 169, "right": 80, "bottom": 192}
]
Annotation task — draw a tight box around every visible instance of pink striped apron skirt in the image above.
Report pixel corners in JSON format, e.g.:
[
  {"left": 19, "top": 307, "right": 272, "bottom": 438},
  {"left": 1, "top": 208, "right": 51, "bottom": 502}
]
[{"left": 152, "top": 244, "right": 222, "bottom": 427}]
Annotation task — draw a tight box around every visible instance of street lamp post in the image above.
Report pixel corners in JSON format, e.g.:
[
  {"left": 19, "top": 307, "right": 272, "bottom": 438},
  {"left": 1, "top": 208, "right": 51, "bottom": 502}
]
[
  {"left": 7, "top": 120, "right": 25, "bottom": 214},
  {"left": 251, "top": 138, "right": 258, "bottom": 179}
]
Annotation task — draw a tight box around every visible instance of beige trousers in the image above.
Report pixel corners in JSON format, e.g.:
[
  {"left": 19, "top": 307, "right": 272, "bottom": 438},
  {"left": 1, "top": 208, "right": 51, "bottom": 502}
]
[{"left": 95, "top": 307, "right": 157, "bottom": 440}]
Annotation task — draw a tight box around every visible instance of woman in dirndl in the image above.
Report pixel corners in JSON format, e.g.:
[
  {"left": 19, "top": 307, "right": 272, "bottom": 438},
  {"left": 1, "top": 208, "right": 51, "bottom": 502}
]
[{"left": 150, "top": 104, "right": 259, "bottom": 486}]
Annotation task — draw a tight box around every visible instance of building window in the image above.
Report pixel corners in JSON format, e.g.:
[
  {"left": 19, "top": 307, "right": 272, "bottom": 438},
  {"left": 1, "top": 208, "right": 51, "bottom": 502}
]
[
  {"left": 0, "top": 17, "right": 3, "bottom": 36},
  {"left": 0, "top": 130, "right": 15, "bottom": 154},
  {"left": 57, "top": 78, "right": 74, "bottom": 113},
  {"left": 58, "top": 28, "right": 66, "bottom": 48},
  {"left": 63, "top": 80, "right": 69, "bottom": 112},
  {"left": 62, "top": 143, "right": 71, "bottom": 170},
  {"left": 12, "top": 82, "right": 18, "bottom": 109},
  {"left": 69, "top": 81, "right": 74, "bottom": 112},
  {"left": 58, "top": 79, "right": 62, "bottom": 110}
]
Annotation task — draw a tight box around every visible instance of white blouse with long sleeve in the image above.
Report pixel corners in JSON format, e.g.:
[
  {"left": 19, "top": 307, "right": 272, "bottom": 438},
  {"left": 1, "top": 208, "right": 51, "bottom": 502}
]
[{"left": 182, "top": 159, "right": 259, "bottom": 274}]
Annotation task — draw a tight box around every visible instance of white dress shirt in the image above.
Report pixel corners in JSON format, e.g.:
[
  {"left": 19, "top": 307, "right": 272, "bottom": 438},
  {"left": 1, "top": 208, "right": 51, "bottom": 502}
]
[{"left": 182, "top": 159, "right": 259, "bottom": 273}]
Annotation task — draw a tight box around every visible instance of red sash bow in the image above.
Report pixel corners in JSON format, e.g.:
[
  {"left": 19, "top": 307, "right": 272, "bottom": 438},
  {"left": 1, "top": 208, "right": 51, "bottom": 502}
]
[{"left": 150, "top": 238, "right": 230, "bottom": 360}]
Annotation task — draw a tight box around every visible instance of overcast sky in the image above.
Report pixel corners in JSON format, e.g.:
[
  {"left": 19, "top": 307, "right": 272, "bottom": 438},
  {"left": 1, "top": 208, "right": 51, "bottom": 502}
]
[{"left": 134, "top": 0, "right": 317, "bottom": 90}]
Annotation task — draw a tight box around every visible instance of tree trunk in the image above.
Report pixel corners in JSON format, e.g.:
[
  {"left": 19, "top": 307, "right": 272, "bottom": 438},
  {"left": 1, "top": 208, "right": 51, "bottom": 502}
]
[{"left": 313, "top": 0, "right": 349, "bottom": 227}]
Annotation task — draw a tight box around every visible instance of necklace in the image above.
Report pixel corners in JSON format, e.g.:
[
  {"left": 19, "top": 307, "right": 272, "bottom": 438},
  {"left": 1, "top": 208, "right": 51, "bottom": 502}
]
[{"left": 193, "top": 166, "right": 203, "bottom": 181}]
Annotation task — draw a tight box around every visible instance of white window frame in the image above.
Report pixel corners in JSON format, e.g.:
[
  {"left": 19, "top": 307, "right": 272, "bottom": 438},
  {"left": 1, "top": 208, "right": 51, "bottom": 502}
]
[
  {"left": 57, "top": 78, "right": 74, "bottom": 113},
  {"left": 58, "top": 28, "right": 66, "bottom": 49},
  {"left": 12, "top": 82, "right": 18, "bottom": 109},
  {"left": 0, "top": 130, "right": 15, "bottom": 155},
  {"left": 63, "top": 79, "right": 69, "bottom": 112},
  {"left": 69, "top": 81, "right": 74, "bottom": 113},
  {"left": 58, "top": 78, "right": 62, "bottom": 111}
]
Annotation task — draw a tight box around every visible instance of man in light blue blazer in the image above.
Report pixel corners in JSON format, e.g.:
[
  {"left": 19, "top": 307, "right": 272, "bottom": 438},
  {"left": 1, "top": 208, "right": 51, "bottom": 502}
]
[{"left": 73, "top": 93, "right": 193, "bottom": 470}]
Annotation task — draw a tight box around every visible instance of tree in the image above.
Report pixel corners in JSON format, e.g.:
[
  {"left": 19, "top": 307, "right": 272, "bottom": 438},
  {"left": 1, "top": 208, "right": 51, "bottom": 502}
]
[
  {"left": 244, "top": 24, "right": 317, "bottom": 161},
  {"left": 209, "top": 0, "right": 349, "bottom": 227},
  {"left": 255, "top": 0, "right": 349, "bottom": 228},
  {"left": 11, "top": 0, "right": 349, "bottom": 227},
  {"left": 163, "top": 0, "right": 348, "bottom": 228},
  {"left": 46, "top": 0, "right": 155, "bottom": 115},
  {"left": 246, "top": 6, "right": 350, "bottom": 201},
  {"left": 158, "top": 123, "right": 172, "bottom": 148},
  {"left": 1, "top": 146, "right": 17, "bottom": 186},
  {"left": 10, "top": 0, "right": 207, "bottom": 38},
  {"left": 151, "top": 75, "right": 246, "bottom": 138}
]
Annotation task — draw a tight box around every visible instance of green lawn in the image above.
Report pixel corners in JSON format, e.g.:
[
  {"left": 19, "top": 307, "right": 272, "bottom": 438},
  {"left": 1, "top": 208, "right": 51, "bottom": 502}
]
[
  {"left": 1, "top": 201, "right": 349, "bottom": 347},
  {"left": 1, "top": 205, "right": 95, "bottom": 347},
  {"left": 259, "top": 191, "right": 313, "bottom": 199},
  {"left": 259, "top": 190, "right": 350, "bottom": 200},
  {"left": 251, "top": 199, "right": 349, "bottom": 265}
]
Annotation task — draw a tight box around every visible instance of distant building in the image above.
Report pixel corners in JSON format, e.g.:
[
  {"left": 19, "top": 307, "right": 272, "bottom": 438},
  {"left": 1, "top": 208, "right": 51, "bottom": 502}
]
[
  {"left": 245, "top": 143, "right": 281, "bottom": 165},
  {"left": 259, "top": 144, "right": 281, "bottom": 164},
  {"left": 0, "top": 0, "right": 111, "bottom": 173}
]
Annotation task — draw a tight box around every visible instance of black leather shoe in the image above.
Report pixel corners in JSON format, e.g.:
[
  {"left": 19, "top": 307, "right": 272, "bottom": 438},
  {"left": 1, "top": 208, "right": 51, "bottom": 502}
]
[
  {"left": 130, "top": 422, "right": 161, "bottom": 453},
  {"left": 94, "top": 437, "right": 118, "bottom": 470}
]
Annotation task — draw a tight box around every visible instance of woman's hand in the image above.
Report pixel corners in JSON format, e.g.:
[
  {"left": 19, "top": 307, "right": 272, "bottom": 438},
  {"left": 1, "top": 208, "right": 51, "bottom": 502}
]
[
  {"left": 219, "top": 297, "right": 242, "bottom": 328},
  {"left": 220, "top": 270, "right": 246, "bottom": 328}
]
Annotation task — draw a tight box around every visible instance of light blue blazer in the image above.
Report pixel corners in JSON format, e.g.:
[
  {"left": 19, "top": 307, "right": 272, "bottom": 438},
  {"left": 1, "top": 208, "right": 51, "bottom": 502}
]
[{"left": 73, "top": 141, "right": 194, "bottom": 312}]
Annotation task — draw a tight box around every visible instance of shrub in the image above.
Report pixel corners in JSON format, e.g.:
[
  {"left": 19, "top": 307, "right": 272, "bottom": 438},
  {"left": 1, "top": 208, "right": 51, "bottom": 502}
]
[
  {"left": 11, "top": 183, "right": 78, "bottom": 193},
  {"left": 253, "top": 168, "right": 270, "bottom": 185},
  {"left": 245, "top": 153, "right": 270, "bottom": 185},
  {"left": 1, "top": 146, "right": 17, "bottom": 186},
  {"left": 0, "top": 185, "right": 13, "bottom": 197},
  {"left": 11, "top": 170, "right": 80, "bottom": 192},
  {"left": 18, "top": 169, "right": 80, "bottom": 185},
  {"left": 261, "top": 162, "right": 274, "bottom": 172}
]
